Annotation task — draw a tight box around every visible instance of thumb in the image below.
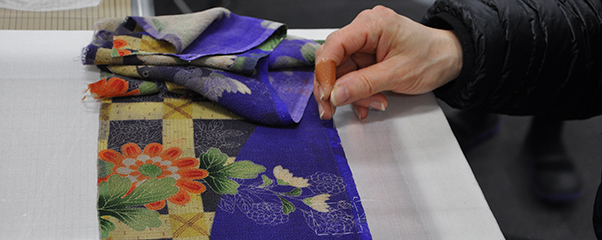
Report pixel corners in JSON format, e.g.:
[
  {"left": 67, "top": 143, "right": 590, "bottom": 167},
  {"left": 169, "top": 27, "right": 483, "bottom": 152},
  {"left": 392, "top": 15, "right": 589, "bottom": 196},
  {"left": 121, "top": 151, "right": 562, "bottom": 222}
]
[{"left": 329, "top": 60, "right": 395, "bottom": 107}]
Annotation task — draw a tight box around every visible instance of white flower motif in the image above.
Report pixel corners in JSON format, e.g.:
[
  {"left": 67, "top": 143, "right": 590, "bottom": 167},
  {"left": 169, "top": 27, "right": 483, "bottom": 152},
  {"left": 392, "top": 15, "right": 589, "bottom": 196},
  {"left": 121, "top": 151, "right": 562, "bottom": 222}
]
[
  {"left": 174, "top": 68, "right": 251, "bottom": 102},
  {"left": 273, "top": 165, "right": 310, "bottom": 188},
  {"left": 303, "top": 194, "right": 331, "bottom": 212}
]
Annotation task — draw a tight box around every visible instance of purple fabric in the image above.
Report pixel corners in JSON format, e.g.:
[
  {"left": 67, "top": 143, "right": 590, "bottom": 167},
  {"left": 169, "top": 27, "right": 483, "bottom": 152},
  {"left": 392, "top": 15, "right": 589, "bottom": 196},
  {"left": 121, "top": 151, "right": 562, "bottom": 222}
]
[
  {"left": 211, "top": 98, "right": 371, "bottom": 239},
  {"left": 126, "top": 7, "right": 283, "bottom": 59},
  {"left": 82, "top": 9, "right": 318, "bottom": 126}
]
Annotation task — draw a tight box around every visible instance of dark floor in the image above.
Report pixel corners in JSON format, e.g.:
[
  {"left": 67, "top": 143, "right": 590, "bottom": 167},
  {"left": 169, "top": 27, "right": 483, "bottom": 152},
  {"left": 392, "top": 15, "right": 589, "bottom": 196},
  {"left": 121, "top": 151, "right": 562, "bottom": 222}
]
[
  {"left": 440, "top": 103, "right": 602, "bottom": 240},
  {"left": 155, "top": 1, "right": 602, "bottom": 239}
]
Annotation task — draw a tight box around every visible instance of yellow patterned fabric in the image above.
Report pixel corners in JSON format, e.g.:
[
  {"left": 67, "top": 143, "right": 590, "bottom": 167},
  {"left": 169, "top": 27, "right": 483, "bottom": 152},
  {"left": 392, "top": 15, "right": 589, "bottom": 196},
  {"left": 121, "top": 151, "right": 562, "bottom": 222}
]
[{"left": 98, "top": 95, "right": 241, "bottom": 240}]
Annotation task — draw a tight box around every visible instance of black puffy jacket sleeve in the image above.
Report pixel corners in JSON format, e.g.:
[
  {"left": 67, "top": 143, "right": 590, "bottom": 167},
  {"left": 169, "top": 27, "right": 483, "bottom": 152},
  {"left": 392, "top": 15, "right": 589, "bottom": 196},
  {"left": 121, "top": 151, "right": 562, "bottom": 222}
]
[{"left": 421, "top": 0, "right": 602, "bottom": 120}]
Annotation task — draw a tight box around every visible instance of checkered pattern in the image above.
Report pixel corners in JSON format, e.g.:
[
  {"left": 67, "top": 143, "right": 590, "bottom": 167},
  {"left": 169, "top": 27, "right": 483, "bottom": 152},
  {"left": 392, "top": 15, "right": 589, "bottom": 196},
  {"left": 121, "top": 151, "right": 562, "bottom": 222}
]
[{"left": 98, "top": 93, "right": 253, "bottom": 240}]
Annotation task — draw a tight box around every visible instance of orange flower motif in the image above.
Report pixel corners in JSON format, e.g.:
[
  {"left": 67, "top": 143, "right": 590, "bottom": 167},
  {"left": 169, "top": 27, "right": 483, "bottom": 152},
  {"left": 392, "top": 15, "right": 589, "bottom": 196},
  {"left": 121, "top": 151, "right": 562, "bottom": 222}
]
[
  {"left": 98, "top": 143, "right": 209, "bottom": 210},
  {"left": 86, "top": 77, "right": 140, "bottom": 99},
  {"left": 113, "top": 39, "right": 128, "bottom": 49},
  {"left": 116, "top": 49, "right": 131, "bottom": 56}
]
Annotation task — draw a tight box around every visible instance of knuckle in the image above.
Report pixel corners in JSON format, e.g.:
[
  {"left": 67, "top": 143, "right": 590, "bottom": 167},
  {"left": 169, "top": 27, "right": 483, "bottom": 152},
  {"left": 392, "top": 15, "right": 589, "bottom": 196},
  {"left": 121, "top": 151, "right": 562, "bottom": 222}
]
[
  {"left": 372, "top": 5, "right": 387, "bottom": 12},
  {"left": 372, "top": 5, "right": 394, "bottom": 16},
  {"left": 357, "top": 8, "right": 373, "bottom": 18}
]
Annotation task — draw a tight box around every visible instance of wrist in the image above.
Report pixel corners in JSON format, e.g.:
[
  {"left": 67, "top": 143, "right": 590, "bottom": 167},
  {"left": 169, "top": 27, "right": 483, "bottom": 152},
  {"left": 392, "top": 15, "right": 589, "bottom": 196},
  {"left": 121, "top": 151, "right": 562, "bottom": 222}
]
[{"left": 437, "top": 29, "right": 463, "bottom": 86}]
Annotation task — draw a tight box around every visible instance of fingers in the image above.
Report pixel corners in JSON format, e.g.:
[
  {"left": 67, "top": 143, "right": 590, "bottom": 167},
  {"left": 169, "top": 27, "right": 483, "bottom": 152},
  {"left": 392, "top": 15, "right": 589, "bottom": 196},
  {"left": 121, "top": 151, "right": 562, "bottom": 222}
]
[
  {"left": 351, "top": 105, "right": 369, "bottom": 121},
  {"left": 314, "top": 26, "right": 375, "bottom": 120},
  {"left": 315, "top": 58, "right": 337, "bottom": 101},
  {"left": 352, "top": 93, "right": 388, "bottom": 111},
  {"left": 314, "top": 40, "right": 380, "bottom": 120},
  {"left": 330, "top": 59, "right": 397, "bottom": 107},
  {"left": 314, "top": 78, "right": 336, "bottom": 120},
  {"left": 317, "top": 28, "right": 365, "bottom": 69},
  {"left": 315, "top": 80, "right": 388, "bottom": 121},
  {"left": 313, "top": 5, "right": 398, "bottom": 120},
  {"left": 351, "top": 93, "right": 388, "bottom": 120},
  {"left": 316, "top": 7, "right": 381, "bottom": 69}
]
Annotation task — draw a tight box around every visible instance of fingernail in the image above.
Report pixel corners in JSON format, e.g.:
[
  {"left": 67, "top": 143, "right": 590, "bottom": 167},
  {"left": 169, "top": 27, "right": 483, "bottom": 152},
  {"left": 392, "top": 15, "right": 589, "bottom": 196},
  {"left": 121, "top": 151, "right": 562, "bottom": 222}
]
[
  {"left": 330, "top": 85, "right": 349, "bottom": 106},
  {"left": 318, "top": 102, "right": 325, "bottom": 119},
  {"left": 369, "top": 101, "right": 386, "bottom": 111},
  {"left": 318, "top": 86, "right": 325, "bottom": 100},
  {"left": 352, "top": 106, "right": 363, "bottom": 120}
]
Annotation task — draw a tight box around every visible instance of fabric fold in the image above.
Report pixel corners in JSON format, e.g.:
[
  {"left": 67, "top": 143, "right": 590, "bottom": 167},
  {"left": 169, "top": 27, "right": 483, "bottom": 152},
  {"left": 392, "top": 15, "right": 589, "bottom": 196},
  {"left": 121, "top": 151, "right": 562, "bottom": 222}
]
[
  {"left": 85, "top": 8, "right": 372, "bottom": 240},
  {"left": 82, "top": 7, "right": 319, "bottom": 126}
]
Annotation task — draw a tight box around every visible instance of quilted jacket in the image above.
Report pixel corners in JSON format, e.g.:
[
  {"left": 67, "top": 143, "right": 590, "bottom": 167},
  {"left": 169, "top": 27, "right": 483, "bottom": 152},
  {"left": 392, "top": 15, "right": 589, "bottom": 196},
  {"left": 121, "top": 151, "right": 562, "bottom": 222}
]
[{"left": 421, "top": 0, "right": 602, "bottom": 120}]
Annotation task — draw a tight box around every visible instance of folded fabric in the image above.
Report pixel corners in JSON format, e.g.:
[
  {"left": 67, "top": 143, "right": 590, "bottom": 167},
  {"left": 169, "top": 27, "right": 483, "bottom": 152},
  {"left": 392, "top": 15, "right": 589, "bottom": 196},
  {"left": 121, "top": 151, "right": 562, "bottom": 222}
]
[
  {"left": 82, "top": 7, "right": 320, "bottom": 125},
  {"left": 83, "top": 8, "right": 372, "bottom": 240}
]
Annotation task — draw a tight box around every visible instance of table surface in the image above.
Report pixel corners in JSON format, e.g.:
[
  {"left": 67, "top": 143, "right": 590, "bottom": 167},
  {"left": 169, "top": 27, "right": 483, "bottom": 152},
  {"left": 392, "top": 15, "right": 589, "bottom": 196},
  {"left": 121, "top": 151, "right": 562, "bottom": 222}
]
[{"left": 0, "top": 29, "right": 503, "bottom": 240}]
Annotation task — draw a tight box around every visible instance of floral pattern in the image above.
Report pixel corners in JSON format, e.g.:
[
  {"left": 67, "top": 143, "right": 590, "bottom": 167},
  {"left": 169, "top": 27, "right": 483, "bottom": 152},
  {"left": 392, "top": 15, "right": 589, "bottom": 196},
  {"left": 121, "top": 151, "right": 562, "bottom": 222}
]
[
  {"left": 98, "top": 175, "right": 179, "bottom": 239},
  {"left": 87, "top": 7, "right": 369, "bottom": 239},
  {"left": 273, "top": 165, "right": 310, "bottom": 188},
  {"left": 113, "top": 39, "right": 128, "bottom": 49},
  {"left": 107, "top": 120, "right": 163, "bottom": 149},
  {"left": 173, "top": 67, "right": 251, "bottom": 102},
  {"left": 193, "top": 120, "right": 246, "bottom": 154},
  {"left": 203, "top": 149, "right": 360, "bottom": 235},
  {"left": 303, "top": 193, "right": 331, "bottom": 212},
  {"left": 98, "top": 143, "right": 209, "bottom": 210},
  {"left": 96, "top": 121, "right": 367, "bottom": 238},
  {"left": 81, "top": 9, "right": 314, "bottom": 126},
  {"left": 86, "top": 77, "right": 140, "bottom": 99},
  {"left": 112, "top": 37, "right": 133, "bottom": 57}
]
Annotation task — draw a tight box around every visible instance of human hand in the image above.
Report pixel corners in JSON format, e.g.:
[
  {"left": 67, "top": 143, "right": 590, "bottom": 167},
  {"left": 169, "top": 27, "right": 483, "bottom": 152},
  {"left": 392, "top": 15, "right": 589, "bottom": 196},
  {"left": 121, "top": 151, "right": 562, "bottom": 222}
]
[{"left": 314, "top": 5, "right": 463, "bottom": 120}]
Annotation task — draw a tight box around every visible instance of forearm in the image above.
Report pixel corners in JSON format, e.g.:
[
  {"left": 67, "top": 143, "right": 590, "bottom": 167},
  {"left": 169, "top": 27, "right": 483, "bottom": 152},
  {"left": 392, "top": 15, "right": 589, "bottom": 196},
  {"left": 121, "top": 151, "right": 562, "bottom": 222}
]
[{"left": 422, "top": 0, "right": 602, "bottom": 119}]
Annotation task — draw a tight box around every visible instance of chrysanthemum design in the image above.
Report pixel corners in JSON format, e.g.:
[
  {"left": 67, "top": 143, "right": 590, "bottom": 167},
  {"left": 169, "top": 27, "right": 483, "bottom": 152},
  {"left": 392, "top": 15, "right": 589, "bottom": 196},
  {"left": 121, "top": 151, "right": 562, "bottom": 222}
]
[
  {"left": 273, "top": 165, "right": 310, "bottom": 188},
  {"left": 98, "top": 143, "right": 209, "bottom": 210}
]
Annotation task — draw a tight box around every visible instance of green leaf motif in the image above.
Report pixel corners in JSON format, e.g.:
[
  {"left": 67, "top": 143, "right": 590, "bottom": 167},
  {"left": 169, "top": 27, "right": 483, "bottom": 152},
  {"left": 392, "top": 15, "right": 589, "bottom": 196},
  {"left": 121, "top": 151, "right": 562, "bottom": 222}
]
[
  {"left": 258, "top": 34, "right": 284, "bottom": 51},
  {"left": 97, "top": 175, "right": 179, "bottom": 239},
  {"left": 272, "top": 56, "right": 305, "bottom": 68},
  {"left": 279, "top": 196, "right": 296, "bottom": 215},
  {"left": 99, "top": 217, "right": 115, "bottom": 240},
  {"left": 99, "top": 175, "right": 178, "bottom": 209},
  {"left": 277, "top": 179, "right": 289, "bottom": 186},
  {"left": 300, "top": 42, "right": 321, "bottom": 64},
  {"left": 284, "top": 188, "right": 302, "bottom": 196},
  {"left": 221, "top": 160, "right": 266, "bottom": 179},
  {"left": 199, "top": 148, "right": 228, "bottom": 172},
  {"left": 106, "top": 208, "right": 162, "bottom": 231},
  {"left": 203, "top": 174, "right": 240, "bottom": 195},
  {"left": 98, "top": 174, "right": 131, "bottom": 207},
  {"left": 120, "top": 177, "right": 179, "bottom": 206},
  {"left": 302, "top": 197, "right": 312, "bottom": 206},
  {"left": 229, "top": 56, "right": 252, "bottom": 73},
  {"left": 110, "top": 47, "right": 120, "bottom": 57},
  {"left": 138, "top": 81, "right": 159, "bottom": 95},
  {"left": 260, "top": 175, "right": 273, "bottom": 187},
  {"left": 97, "top": 160, "right": 114, "bottom": 179},
  {"left": 151, "top": 19, "right": 166, "bottom": 32},
  {"left": 198, "top": 148, "right": 266, "bottom": 195}
]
